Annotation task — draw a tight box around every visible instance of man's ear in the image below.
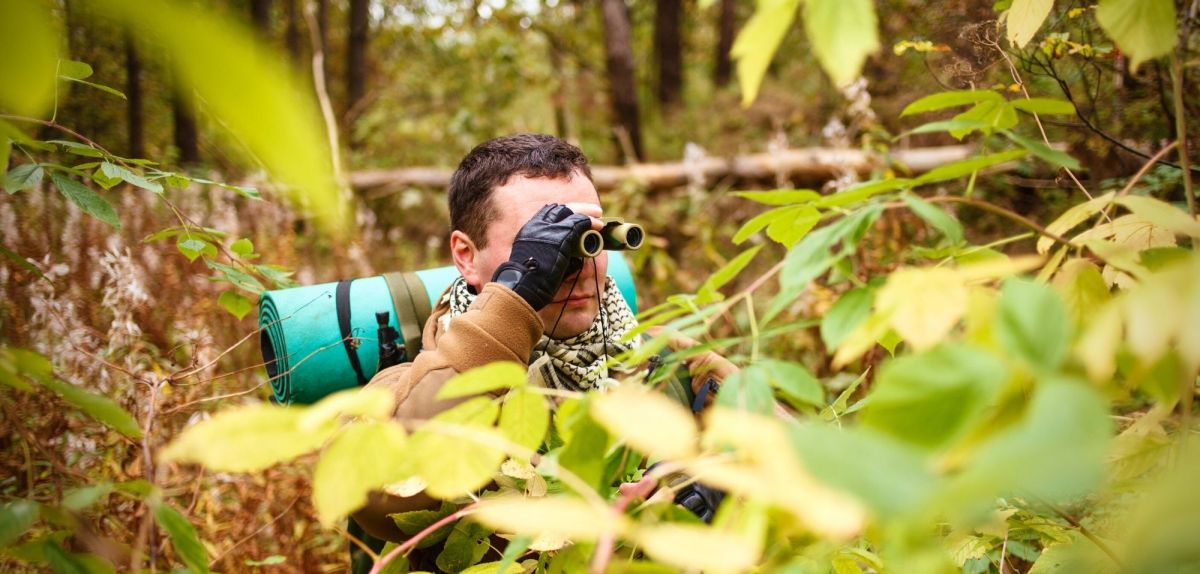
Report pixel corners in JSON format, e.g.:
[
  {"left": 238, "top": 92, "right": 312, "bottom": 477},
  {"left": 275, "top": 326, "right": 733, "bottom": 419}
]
[{"left": 449, "top": 230, "right": 484, "bottom": 290}]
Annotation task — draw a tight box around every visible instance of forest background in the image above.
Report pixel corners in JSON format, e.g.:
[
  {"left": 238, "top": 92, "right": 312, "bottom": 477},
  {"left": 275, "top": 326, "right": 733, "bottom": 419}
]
[{"left": 1, "top": 0, "right": 1198, "bottom": 572}]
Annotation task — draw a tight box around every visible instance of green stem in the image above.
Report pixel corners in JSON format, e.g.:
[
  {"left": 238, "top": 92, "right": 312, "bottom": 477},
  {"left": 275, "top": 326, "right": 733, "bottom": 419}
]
[{"left": 1170, "top": 53, "right": 1195, "bottom": 217}]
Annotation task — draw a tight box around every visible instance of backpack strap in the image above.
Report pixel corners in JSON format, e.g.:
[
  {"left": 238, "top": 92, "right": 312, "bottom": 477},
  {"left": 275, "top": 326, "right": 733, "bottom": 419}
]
[
  {"left": 382, "top": 271, "right": 431, "bottom": 359},
  {"left": 335, "top": 279, "right": 369, "bottom": 385}
]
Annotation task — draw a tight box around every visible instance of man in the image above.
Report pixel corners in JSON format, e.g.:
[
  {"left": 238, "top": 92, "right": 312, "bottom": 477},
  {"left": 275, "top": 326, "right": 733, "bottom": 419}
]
[{"left": 352, "top": 133, "right": 734, "bottom": 547}]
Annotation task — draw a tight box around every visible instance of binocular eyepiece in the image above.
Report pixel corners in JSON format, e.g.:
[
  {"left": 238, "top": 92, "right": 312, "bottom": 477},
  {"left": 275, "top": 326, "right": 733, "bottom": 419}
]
[{"left": 571, "top": 218, "right": 644, "bottom": 258}]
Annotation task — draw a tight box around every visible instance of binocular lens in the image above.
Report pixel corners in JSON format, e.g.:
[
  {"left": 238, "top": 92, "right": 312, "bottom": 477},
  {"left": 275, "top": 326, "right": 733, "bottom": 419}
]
[
  {"left": 578, "top": 230, "right": 604, "bottom": 257},
  {"left": 622, "top": 225, "right": 644, "bottom": 249}
]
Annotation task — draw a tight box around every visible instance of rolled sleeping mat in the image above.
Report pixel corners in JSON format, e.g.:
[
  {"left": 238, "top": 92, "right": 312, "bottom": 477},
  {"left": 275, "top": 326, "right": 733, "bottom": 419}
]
[{"left": 259, "top": 252, "right": 638, "bottom": 404}]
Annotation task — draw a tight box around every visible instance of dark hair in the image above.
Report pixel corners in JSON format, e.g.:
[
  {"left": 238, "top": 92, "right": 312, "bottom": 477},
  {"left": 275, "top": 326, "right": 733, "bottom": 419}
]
[{"left": 448, "top": 133, "right": 593, "bottom": 248}]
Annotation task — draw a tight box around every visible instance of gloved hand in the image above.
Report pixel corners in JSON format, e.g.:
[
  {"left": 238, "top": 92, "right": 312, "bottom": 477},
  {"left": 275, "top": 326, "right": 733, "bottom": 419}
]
[
  {"left": 492, "top": 203, "right": 594, "bottom": 310},
  {"left": 674, "top": 481, "right": 726, "bottom": 524}
]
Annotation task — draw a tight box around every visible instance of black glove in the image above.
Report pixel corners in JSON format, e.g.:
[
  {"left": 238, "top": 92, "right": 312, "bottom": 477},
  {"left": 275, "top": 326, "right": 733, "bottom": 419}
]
[
  {"left": 674, "top": 481, "right": 726, "bottom": 524},
  {"left": 491, "top": 203, "right": 593, "bottom": 310}
]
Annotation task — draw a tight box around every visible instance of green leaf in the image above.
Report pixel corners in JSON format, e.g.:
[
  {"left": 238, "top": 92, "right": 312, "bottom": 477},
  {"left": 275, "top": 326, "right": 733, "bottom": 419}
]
[
  {"left": 411, "top": 398, "right": 505, "bottom": 500},
  {"left": 43, "top": 542, "right": 98, "bottom": 574},
  {"left": 495, "top": 536, "right": 531, "bottom": 573},
  {"left": 1096, "top": 0, "right": 1177, "bottom": 71},
  {"left": 205, "top": 259, "right": 265, "bottom": 293},
  {"left": 821, "top": 287, "right": 874, "bottom": 349},
  {"left": 766, "top": 204, "right": 821, "bottom": 247},
  {"left": 63, "top": 484, "right": 114, "bottom": 511},
  {"left": 734, "top": 189, "right": 820, "bottom": 205},
  {"left": 99, "top": 162, "right": 163, "bottom": 194},
  {"left": 38, "top": 376, "right": 143, "bottom": 439},
  {"left": 900, "top": 119, "right": 992, "bottom": 138},
  {"left": 813, "top": 179, "right": 909, "bottom": 208},
  {"left": 57, "top": 59, "right": 93, "bottom": 80},
  {"left": 901, "top": 90, "right": 1002, "bottom": 116},
  {"left": 0, "top": 500, "right": 39, "bottom": 547},
  {"left": 802, "top": 0, "right": 880, "bottom": 87},
  {"left": 218, "top": 291, "right": 254, "bottom": 321},
  {"left": 862, "top": 345, "right": 1008, "bottom": 449},
  {"left": 0, "top": 139, "right": 9, "bottom": 179},
  {"left": 161, "top": 404, "right": 336, "bottom": 472},
  {"left": 154, "top": 503, "right": 210, "bottom": 574},
  {"left": 244, "top": 555, "right": 286, "bottom": 566},
  {"left": 939, "top": 381, "right": 1111, "bottom": 517},
  {"left": 1003, "top": 131, "right": 1081, "bottom": 170},
  {"left": 950, "top": 99, "right": 1019, "bottom": 137},
  {"left": 698, "top": 245, "right": 763, "bottom": 301},
  {"left": 903, "top": 195, "right": 964, "bottom": 244},
  {"left": 556, "top": 402, "right": 611, "bottom": 493},
  {"left": 436, "top": 362, "right": 527, "bottom": 400},
  {"left": 313, "top": 421, "right": 410, "bottom": 526},
  {"left": 733, "top": 206, "right": 788, "bottom": 244},
  {"left": 5, "top": 164, "right": 44, "bottom": 194},
  {"left": 49, "top": 172, "right": 120, "bottom": 229},
  {"left": 94, "top": 0, "right": 346, "bottom": 234},
  {"left": 914, "top": 149, "right": 1027, "bottom": 185},
  {"left": 716, "top": 367, "right": 775, "bottom": 415},
  {"left": 499, "top": 387, "right": 550, "bottom": 453},
  {"left": 436, "top": 520, "right": 491, "bottom": 573},
  {"left": 390, "top": 501, "right": 457, "bottom": 548},
  {"left": 0, "top": 244, "right": 49, "bottom": 283},
  {"left": 757, "top": 359, "right": 824, "bottom": 408},
  {"left": 732, "top": 0, "right": 802, "bottom": 106},
  {"left": 461, "top": 560, "right": 525, "bottom": 574},
  {"left": 48, "top": 140, "right": 105, "bottom": 158},
  {"left": 997, "top": 279, "right": 1072, "bottom": 371},
  {"left": 1006, "top": 0, "right": 1054, "bottom": 48},
  {"left": 230, "top": 238, "right": 254, "bottom": 257},
  {"left": 0, "top": 0, "right": 57, "bottom": 116},
  {"left": 790, "top": 424, "right": 937, "bottom": 519},
  {"left": 1010, "top": 97, "right": 1076, "bottom": 116},
  {"left": 176, "top": 237, "right": 214, "bottom": 262},
  {"left": 64, "top": 77, "right": 127, "bottom": 100}
]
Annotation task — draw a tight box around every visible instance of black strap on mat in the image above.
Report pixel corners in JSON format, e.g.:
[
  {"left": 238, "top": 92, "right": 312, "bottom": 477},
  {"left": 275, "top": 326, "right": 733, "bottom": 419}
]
[{"left": 335, "top": 279, "right": 369, "bottom": 385}]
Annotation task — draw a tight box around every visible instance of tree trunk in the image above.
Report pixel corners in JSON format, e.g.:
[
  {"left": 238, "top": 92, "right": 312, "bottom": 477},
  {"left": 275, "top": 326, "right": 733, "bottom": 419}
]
[
  {"left": 285, "top": 0, "right": 301, "bottom": 64},
  {"left": 654, "top": 0, "right": 683, "bottom": 106},
  {"left": 714, "top": 0, "right": 736, "bottom": 88},
  {"left": 346, "top": 0, "right": 369, "bottom": 144},
  {"left": 251, "top": 0, "right": 272, "bottom": 35},
  {"left": 125, "top": 34, "right": 143, "bottom": 159},
  {"left": 600, "top": 0, "right": 644, "bottom": 163},
  {"left": 172, "top": 90, "right": 199, "bottom": 165}
]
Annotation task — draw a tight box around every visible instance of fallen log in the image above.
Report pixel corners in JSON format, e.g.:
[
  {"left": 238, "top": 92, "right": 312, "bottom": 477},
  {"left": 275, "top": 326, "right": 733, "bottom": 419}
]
[{"left": 349, "top": 145, "right": 976, "bottom": 194}]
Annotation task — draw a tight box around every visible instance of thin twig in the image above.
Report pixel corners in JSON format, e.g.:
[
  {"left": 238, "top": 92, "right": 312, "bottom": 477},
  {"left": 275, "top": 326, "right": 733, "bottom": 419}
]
[
  {"left": 369, "top": 506, "right": 477, "bottom": 574},
  {"left": 302, "top": 1, "right": 345, "bottom": 186},
  {"left": 924, "top": 195, "right": 1074, "bottom": 247},
  {"left": 1047, "top": 504, "right": 1124, "bottom": 569},
  {"left": 590, "top": 475, "right": 656, "bottom": 574},
  {"left": 1170, "top": 53, "right": 1195, "bottom": 217}
]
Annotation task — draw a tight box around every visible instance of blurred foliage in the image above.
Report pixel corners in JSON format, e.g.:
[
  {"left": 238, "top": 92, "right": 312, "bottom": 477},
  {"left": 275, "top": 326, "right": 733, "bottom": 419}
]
[{"left": 2, "top": 0, "right": 1199, "bottom": 572}]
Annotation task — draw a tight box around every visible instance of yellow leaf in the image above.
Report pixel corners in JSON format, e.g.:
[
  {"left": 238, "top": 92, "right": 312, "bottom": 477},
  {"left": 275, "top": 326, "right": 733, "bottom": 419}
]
[
  {"left": 313, "top": 421, "right": 410, "bottom": 526},
  {"left": 877, "top": 267, "right": 968, "bottom": 350},
  {"left": 460, "top": 561, "right": 524, "bottom": 574},
  {"left": 499, "top": 387, "right": 549, "bottom": 453},
  {"left": 1076, "top": 304, "right": 1122, "bottom": 383},
  {"left": 436, "top": 362, "right": 527, "bottom": 400},
  {"left": 955, "top": 255, "right": 1045, "bottom": 282},
  {"left": 700, "top": 409, "right": 865, "bottom": 539},
  {"left": 831, "top": 311, "right": 892, "bottom": 369},
  {"left": 1115, "top": 196, "right": 1200, "bottom": 238},
  {"left": 1038, "top": 192, "right": 1114, "bottom": 254},
  {"left": 591, "top": 385, "right": 698, "bottom": 460},
  {"left": 1006, "top": 0, "right": 1054, "bottom": 48},
  {"left": 635, "top": 524, "right": 759, "bottom": 572},
  {"left": 299, "top": 386, "right": 395, "bottom": 431},
  {"left": 161, "top": 404, "right": 334, "bottom": 472},
  {"left": 411, "top": 397, "right": 505, "bottom": 500},
  {"left": 471, "top": 495, "right": 625, "bottom": 541}
]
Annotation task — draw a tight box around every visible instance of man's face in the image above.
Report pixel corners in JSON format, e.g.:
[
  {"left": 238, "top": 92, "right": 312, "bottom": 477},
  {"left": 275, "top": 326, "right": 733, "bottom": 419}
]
[{"left": 458, "top": 171, "right": 608, "bottom": 339}]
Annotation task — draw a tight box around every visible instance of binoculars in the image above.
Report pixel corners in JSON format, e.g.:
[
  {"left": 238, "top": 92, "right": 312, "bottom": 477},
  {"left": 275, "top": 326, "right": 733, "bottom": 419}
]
[{"left": 570, "top": 217, "right": 645, "bottom": 258}]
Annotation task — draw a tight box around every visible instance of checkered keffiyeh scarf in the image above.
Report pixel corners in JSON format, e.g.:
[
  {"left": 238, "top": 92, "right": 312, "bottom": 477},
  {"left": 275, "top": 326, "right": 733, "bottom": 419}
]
[{"left": 446, "top": 275, "right": 641, "bottom": 392}]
